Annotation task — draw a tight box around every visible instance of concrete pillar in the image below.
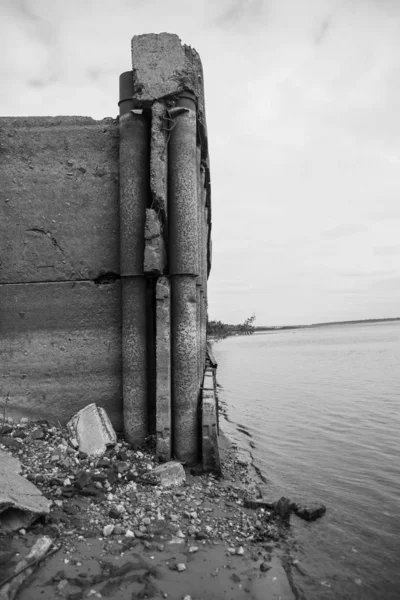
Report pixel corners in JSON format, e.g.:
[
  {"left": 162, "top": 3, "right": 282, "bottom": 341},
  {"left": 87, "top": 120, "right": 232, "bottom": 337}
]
[
  {"left": 196, "top": 284, "right": 201, "bottom": 384},
  {"left": 196, "top": 145, "right": 202, "bottom": 383},
  {"left": 169, "top": 94, "right": 199, "bottom": 276},
  {"left": 119, "top": 88, "right": 149, "bottom": 446},
  {"left": 200, "top": 290, "right": 206, "bottom": 378},
  {"left": 156, "top": 277, "right": 171, "bottom": 461},
  {"left": 171, "top": 276, "right": 198, "bottom": 464},
  {"left": 122, "top": 277, "right": 148, "bottom": 446},
  {"left": 169, "top": 92, "right": 200, "bottom": 464}
]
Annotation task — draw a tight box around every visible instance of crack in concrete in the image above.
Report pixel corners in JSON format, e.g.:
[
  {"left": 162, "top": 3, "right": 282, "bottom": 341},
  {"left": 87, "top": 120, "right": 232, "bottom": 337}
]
[{"left": 26, "top": 228, "right": 85, "bottom": 279}]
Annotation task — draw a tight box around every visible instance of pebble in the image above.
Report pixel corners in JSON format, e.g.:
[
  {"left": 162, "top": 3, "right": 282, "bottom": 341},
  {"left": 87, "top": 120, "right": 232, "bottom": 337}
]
[
  {"left": 125, "top": 530, "right": 135, "bottom": 538},
  {"left": 188, "top": 546, "right": 199, "bottom": 553},
  {"left": 57, "top": 580, "right": 68, "bottom": 591},
  {"left": 260, "top": 562, "right": 271, "bottom": 572},
  {"left": 236, "top": 546, "right": 244, "bottom": 555},
  {"left": 103, "top": 524, "right": 114, "bottom": 537},
  {"left": 109, "top": 506, "right": 122, "bottom": 519},
  {"left": 177, "top": 563, "right": 186, "bottom": 572}
]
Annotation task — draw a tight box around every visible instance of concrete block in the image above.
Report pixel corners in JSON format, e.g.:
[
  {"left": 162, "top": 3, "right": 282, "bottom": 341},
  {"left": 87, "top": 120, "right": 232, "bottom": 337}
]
[
  {"left": 0, "top": 449, "right": 51, "bottom": 531},
  {"left": 131, "top": 34, "right": 206, "bottom": 118},
  {"left": 202, "top": 367, "right": 215, "bottom": 391},
  {"left": 0, "top": 117, "right": 119, "bottom": 284},
  {"left": 152, "top": 461, "right": 186, "bottom": 487},
  {"left": 202, "top": 389, "right": 221, "bottom": 475},
  {"left": 144, "top": 209, "right": 166, "bottom": 274},
  {"left": 156, "top": 277, "right": 171, "bottom": 462},
  {"left": 0, "top": 280, "right": 122, "bottom": 428},
  {"left": 67, "top": 403, "right": 117, "bottom": 457}
]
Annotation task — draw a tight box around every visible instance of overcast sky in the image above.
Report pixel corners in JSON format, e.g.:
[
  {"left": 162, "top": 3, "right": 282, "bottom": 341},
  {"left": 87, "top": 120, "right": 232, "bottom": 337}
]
[{"left": 1, "top": 0, "right": 399, "bottom": 325}]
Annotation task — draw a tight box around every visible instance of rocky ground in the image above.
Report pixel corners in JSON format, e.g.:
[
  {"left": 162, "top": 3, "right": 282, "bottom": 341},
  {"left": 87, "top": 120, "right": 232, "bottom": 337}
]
[{"left": 0, "top": 417, "right": 299, "bottom": 600}]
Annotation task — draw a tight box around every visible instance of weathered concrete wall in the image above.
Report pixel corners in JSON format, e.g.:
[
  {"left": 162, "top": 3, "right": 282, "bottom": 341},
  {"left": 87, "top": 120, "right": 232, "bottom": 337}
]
[
  {"left": 0, "top": 117, "right": 122, "bottom": 427},
  {"left": 0, "top": 34, "right": 216, "bottom": 469},
  {"left": 0, "top": 117, "right": 119, "bottom": 283}
]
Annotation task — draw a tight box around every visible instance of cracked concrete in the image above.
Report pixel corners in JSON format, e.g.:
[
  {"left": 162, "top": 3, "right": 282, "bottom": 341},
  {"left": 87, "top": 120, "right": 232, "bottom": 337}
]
[
  {"left": 0, "top": 116, "right": 119, "bottom": 284},
  {"left": 0, "top": 449, "right": 51, "bottom": 532}
]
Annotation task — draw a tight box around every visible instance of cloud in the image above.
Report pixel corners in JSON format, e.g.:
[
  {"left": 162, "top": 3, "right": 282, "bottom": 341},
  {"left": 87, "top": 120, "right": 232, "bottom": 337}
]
[
  {"left": 213, "top": 0, "right": 264, "bottom": 30},
  {"left": 315, "top": 18, "right": 330, "bottom": 44},
  {"left": 373, "top": 245, "right": 400, "bottom": 257},
  {"left": 1, "top": 0, "right": 400, "bottom": 324},
  {"left": 321, "top": 224, "right": 369, "bottom": 239}
]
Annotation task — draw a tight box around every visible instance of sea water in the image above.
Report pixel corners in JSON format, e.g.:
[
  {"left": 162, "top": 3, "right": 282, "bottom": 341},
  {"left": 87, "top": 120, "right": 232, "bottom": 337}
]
[{"left": 213, "top": 322, "right": 400, "bottom": 600}]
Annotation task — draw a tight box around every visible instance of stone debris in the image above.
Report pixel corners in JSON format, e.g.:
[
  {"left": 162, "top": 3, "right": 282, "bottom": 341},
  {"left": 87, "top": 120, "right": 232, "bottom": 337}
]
[
  {"left": 102, "top": 524, "right": 114, "bottom": 537},
  {"left": 152, "top": 461, "right": 186, "bottom": 487},
  {"left": 273, "top": 496, "right": 292, "bottom": 519},
  {"left": 66, "top": 403, "right": 117, "bottom": 457},
  {"left": 291, "top": 501, "right": 327, "bottom": 522},
  {"left": 0, "top": 449, "right": 51, "bottom": 532},
  {"left": 0, "top": 416, "right": 303, "bottom": 599}
]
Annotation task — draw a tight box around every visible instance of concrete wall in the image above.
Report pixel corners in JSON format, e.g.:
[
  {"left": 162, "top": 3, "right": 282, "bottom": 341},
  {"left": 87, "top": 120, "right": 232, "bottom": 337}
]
[
  {"left": 0, "top": 34, "right": 214, "bottom": 467},
  {"left": 0, "top": 117, "right": 123, "bottom": 428}
]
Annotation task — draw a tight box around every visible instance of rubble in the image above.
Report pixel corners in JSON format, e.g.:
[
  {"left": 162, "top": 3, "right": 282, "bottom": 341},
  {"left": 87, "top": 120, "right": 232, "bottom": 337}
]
[
  {"left": 152, "top": 461, "right": 186, "bottom": 487},
  {"left": 66, "top": 404, "right": 117, "bottom": 457},
  {"left": 0, "top": 414, "right": 301, "bottom": 599},
  {"left": 0, "top": 450, "right": 51, "bottom": 532},
  {"left": 291, "top": 501, "right": 327, "bottom": 522}
]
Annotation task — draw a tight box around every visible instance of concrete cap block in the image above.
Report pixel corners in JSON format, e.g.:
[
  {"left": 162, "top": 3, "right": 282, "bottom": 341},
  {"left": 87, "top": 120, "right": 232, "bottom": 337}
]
[
  {"left": 131, "top": 33, "right": 204, "bottom": 106},
  {"left": 152, "top": 461, "right": 186, "bottom": 487},
  {"left": 67, "top": 403, "right": 117, "bottom": 457},
  {"left": 0, "top": 449, "right": 51, "bottom": 531}
]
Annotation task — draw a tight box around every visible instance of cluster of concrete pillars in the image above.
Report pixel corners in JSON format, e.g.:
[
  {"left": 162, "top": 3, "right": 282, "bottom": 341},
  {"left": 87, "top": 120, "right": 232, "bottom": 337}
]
[{"left": 118, "top": 34, "right": 211, "bottom": 466}]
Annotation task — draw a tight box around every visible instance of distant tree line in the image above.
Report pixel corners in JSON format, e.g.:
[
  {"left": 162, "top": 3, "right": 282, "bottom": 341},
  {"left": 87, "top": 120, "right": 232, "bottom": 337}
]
[{"left": 207, "top": 314, "right": 256, "bottom": 340}]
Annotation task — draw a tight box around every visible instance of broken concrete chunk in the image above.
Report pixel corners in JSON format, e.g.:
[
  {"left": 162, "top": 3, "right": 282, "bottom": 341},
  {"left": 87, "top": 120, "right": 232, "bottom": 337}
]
[
  {"left": 66, "top": 404, "right": 117, "bottom": 457},
  {"left": 152, "top": 461, "right": 186, "bottom": 487},
  {"left": 291, "top": 501, "right": 327, "bottom": 522},
  {"left": 144, "top": 208, "right": 166, "bottom": 274},
  {"left": 0, "top": 449, "right": 51, "bottom": 532},
  {"left": 273, "top": 497, "right": 292, "bottom": 519},
  {"left": 243, "top": 498, "right": 274, "bottom": 510}
]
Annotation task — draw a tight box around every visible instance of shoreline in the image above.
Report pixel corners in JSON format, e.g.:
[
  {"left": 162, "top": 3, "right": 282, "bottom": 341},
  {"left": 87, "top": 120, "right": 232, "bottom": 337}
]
[{"left": 0, "top": 417, "right": 296, "bottom": 600}]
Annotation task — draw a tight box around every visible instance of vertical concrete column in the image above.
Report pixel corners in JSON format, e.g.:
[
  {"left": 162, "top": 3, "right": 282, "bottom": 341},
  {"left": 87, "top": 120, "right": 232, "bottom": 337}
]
[
  {"left": 119, "top": 72, "right": 149, "bottom": 447},
  {"left": 199, "top": 165, "right": 207, "bottom": 376},
  {"left": 171, "top": 276, "right": 198, "bottom": 464},
  {"left": 169, "top": 92, "right": 200, "bottom": 464},
  {"left": 200, "top": 290, "right": 206, "bottom": 378},
  {"left": 155, "top": 277, "right": 172, "bottom": 461},
  {"left": 196, "top": 145, "right": 202, "bottom": 383},
  {"left": 169, "top": 94, "right": 199, "bottom": 276}
]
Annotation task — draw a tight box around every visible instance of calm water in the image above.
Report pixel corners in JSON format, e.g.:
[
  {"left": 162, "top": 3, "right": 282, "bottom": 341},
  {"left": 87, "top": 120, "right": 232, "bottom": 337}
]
[{"left": 214, "top": 322, "right": 400, "bottom": 600}]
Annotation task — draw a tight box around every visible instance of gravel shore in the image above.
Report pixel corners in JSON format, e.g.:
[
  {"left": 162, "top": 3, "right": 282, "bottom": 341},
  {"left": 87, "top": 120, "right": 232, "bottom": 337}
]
[{"left": 0, "top": 418, "right": 296, "bottom": 600}]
